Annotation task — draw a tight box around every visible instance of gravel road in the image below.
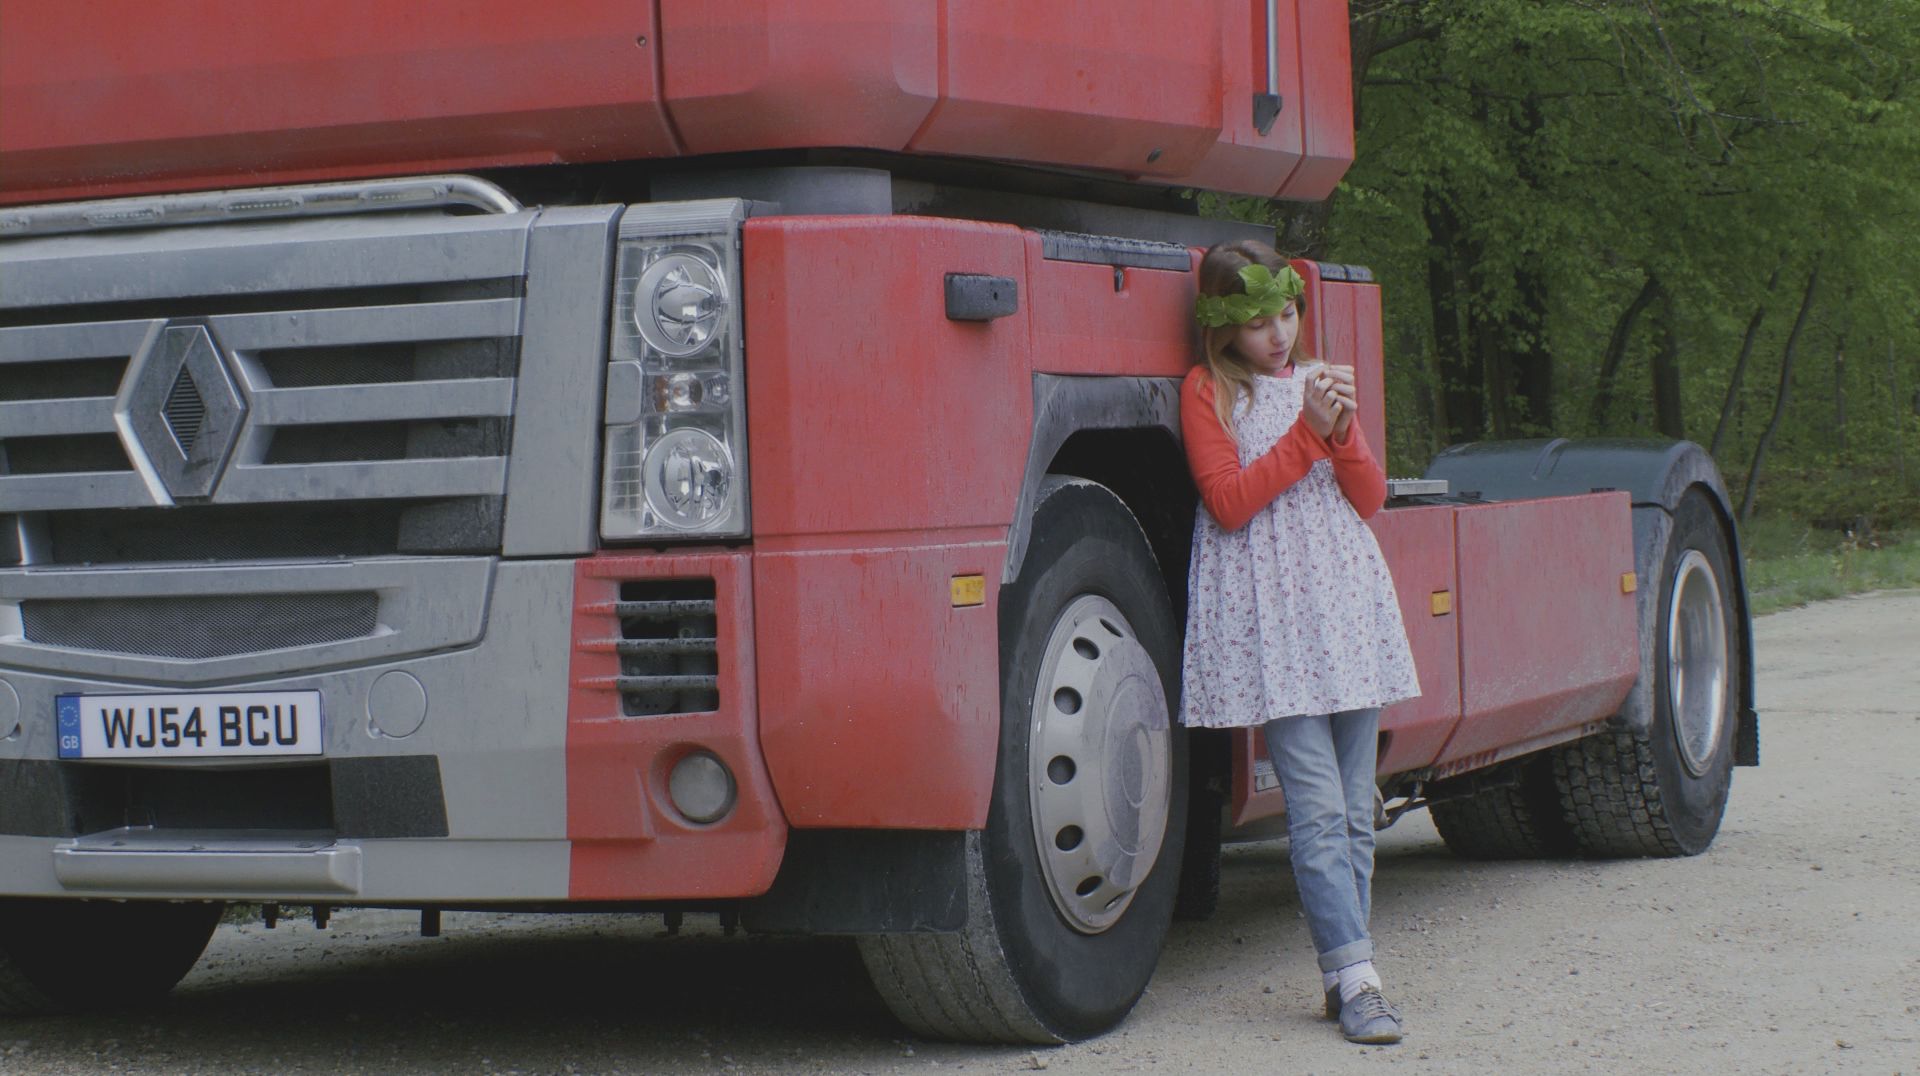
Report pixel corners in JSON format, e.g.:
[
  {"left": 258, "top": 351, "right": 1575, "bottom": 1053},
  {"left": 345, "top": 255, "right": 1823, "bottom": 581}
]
[{"left": 5, "top": 591, "right": 1916, "bottom": 1075}]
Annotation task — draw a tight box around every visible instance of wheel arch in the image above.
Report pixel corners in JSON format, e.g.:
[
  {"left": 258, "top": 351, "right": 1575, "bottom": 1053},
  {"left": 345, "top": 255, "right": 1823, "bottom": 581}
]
[
  {"left": 1424, "top": 438, "right": 1757, "bottom": 766},
  {"left": 1006, "top": 375, "right": 1231, "bottom": 915}
]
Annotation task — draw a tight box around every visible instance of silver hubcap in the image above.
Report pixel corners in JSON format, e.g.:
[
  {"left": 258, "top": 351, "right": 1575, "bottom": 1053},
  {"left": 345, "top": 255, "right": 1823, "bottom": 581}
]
[
  {"left": 1667, "top": 549, "right": 1728, "bottom": 777},
  {"left": 1027, "top": 595, "right": 1172, "bottom": 935}
]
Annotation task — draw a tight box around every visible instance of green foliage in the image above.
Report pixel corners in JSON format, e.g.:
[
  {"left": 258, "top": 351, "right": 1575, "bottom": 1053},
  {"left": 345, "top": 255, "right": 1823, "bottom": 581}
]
[{"left": 1208, "top": 0, "right": 1920, "bottom": 526}]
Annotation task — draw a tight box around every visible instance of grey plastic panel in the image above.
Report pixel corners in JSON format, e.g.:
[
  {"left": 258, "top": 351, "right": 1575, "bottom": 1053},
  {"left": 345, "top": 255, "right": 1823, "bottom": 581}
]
[
  {"left": 0, "top": 557, "right": 492, "bottom": 684},
  {"left": 0, "top": 559, "right": 575, "bottom": 901},
  {"left": 502, "top": 205, "right": 621, "bottom": 557}
]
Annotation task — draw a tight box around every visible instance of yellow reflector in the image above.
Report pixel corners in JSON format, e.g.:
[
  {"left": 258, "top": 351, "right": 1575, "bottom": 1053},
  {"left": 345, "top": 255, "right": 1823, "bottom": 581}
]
[
  {"left": 1621, "top": 571, "right": 1638, "bottom": 594},
  {"left": 1430, "top": 590, "right": 1453, "bottom": 616},
  {"left": 951, "top": 575, "right": 986, "bottom": 608}
]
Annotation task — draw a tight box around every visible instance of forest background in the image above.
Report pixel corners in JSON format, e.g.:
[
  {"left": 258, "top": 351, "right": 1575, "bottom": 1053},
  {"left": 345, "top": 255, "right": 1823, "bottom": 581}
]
[{"left": 1210, "top": 0, "right": 1920, "bottom": 609}]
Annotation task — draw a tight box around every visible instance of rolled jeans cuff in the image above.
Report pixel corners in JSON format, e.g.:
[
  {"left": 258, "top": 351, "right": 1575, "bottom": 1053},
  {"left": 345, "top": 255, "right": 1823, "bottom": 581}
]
[{"left": 1317, "top": 937, "right": 1374, "bottom": 973}]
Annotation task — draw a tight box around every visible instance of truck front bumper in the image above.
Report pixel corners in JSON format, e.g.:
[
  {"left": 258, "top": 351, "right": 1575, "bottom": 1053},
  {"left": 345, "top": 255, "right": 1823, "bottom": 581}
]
[{"left": 0, "top": 552, "right": 785, "bottom": 904}]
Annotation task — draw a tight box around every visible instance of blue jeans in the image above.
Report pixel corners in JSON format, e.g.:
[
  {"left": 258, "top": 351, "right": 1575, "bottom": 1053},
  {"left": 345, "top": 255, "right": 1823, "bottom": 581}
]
[{"left": 1262, "top": 707, "right": 1379, "bottom": 973}]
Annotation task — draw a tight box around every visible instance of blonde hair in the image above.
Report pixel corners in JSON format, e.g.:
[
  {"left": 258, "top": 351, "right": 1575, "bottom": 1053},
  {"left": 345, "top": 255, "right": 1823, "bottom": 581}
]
[{"left": 1196, "top": 239, "right": 1307, "bottom": 440}]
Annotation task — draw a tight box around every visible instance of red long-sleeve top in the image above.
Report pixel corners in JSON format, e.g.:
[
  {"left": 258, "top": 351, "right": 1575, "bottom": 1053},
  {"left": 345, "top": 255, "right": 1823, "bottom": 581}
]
[{"left": 1180, "top": 365, "right": 1388, "bottom": 531}]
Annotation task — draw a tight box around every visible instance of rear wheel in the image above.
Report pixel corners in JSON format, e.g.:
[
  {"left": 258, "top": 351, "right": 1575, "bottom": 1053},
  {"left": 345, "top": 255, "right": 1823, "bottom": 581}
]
[
  {"left": 1553, "top": 488, "right": 1739, "bottom": 857},
  {"left": 0, "top": 899, "right": 224, "bottom": 1015},
  {"left": 1429, "top": 753, "right": 1576, "bottom": 860},
  {"left": 858, "top": 477, "right": 1188, "bottom": 1043}
]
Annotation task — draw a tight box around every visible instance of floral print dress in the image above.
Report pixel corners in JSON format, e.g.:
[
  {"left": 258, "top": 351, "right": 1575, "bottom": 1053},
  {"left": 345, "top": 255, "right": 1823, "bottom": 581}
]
[{"left": 1180, "top": 370, "right": 1420, "bottom": 728}]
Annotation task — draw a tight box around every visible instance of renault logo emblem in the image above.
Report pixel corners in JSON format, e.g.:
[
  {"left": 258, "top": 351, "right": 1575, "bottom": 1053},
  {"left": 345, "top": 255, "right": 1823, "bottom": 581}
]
[{"left": 122, "top": 321, "right": 248, "bottom": 500}]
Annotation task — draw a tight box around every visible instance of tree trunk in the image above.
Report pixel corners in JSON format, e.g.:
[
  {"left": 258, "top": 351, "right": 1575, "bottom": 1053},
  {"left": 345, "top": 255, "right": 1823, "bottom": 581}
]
[
  {"left": 1513, "top": 266, "right": 1554, "bottom": 434},
  {"left": 1891, "top": 339, "right": 1908, "bottom": 488},
  {"left": 1589, "top": 276, "right": 1662, "bottom": 435},
  {"left": 1833, "top": 327, "right": 1848, "bottom": 460},
  {"left": 1740, "top": 261, "right": 1823, "bottom": 522},
  {"left": 1709, "top": 260, "right": 1784, "bottom": 459},
  {"left": 1425, "top": 192, "right": 1482, "bottom": 445},
  {"left": 1651, "top": 290, "right": 1685, "bottom": 439},
  {"left": 1478, "top": 309, "right": 1515, "bottom": 438}
]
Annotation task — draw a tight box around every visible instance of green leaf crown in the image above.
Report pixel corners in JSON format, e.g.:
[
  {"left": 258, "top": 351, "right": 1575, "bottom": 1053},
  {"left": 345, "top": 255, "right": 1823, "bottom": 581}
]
[{"left": 1193, "top": 263, "right": 1305, "bottom": 328}]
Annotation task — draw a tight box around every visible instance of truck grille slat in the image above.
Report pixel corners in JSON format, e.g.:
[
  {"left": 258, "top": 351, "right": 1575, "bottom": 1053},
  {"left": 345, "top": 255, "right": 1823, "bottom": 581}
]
[
  {"left": 614, "top": 675, "right": 721, "bottom": 694},
  {"left": 0, "top": 397, "right": 116, "bottom": 438},
  {"left": 0, "top": 319, "right": 159, "bottom": 364},
  {"left": 612, "top": 638, "right": 719, "bottom": 656},
  {"left": 615, "top": 581, "right": 720, "bottom": 717},
  {"left": 611, "top": 599, "right": 718, "bottom": 620},
  {"left": 216, "top": 457, "right": 509, "bottom": 503},
  {"left": 204, "top": 297, "right": 521, "bottom": 351},
  {"left": 248, "top": 377, "right": 515, "bottom": 427}
]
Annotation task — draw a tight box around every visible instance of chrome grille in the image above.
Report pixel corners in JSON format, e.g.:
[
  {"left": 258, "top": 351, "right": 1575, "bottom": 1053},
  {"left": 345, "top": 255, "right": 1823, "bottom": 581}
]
[
  {"left": 21, "top": 592, "right": 380, "bottom": 660},
  {"left": 616, "top": 580, "right": 720, "bottom": 716},
  {"left": 0, "top": 210, "right": 531, "bottom": 564}
]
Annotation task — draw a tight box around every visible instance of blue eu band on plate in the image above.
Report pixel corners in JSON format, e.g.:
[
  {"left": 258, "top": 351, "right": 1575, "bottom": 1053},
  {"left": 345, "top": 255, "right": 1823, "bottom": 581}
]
[{"left": 56, "top": 690, "right": 325, "bottom": 759}]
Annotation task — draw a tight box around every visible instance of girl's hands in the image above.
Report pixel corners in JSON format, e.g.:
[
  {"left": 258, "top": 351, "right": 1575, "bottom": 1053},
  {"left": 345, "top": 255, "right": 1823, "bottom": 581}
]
[
  {"left": 1300, "top": 366, "right": 1341, "bottom": 438},
  {"left": 1303, "top": 364, "right": 1358, "bottom": 441},
  {"left": 1322, "top": 364, "right": 1357, "bottom": 441}
]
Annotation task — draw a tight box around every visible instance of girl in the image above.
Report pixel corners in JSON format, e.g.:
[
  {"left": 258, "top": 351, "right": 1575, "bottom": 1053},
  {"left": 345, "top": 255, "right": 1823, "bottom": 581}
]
[{"left": 1179, "top": 239, "right": 1420, "bottom": 1045}]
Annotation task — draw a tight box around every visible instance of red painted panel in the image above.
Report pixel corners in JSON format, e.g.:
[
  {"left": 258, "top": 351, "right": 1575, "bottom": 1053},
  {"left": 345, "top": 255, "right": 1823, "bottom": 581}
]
[
  {"left": 1228, "top": 504, "right": 1461, "bottom": 824},
  {"left": 0, "top": 0, "right": 674, "bottom": 203},
  {"left": 2, "top": 1, "right": 1353, "bottom": 204},
  {"left": 1231, "top": 727, "right": 1285, "bottom": 827},
  {"left": 1370, "top": 506, "right": 1462, "bottom": 772},
  {"left": 755, "top": 541, "right": 1004, "bottom": 829},
  {"left": 742, "top": 216, "right": 1030, "bottom": 539},
  {"left": 911, "top": 2, "right": 1222, "bottom": 179},
  {"left": 1314, "top": 271, "right": 1357, "bottom": 369},
  {"left": 1027, "top": 238, "right": 1197, "bottom": 377},
  {"left": 1435, "top": 494, "right": 1641, "bottom": 766},
  {"left": 566, "top": 553, "right": 788, "bottom": 901},
  {"left": 1284, "top": 0, "right": 1357, "bottom": 199},
  {"left": 1349, "top": 281, "right": 1387, "bottom": 457},
  {"left": 659, "top": 0, "right": 937, "bottom": 155},
  {"left": 1175, "top": 0, "right": 1308, "bottom": 196}
]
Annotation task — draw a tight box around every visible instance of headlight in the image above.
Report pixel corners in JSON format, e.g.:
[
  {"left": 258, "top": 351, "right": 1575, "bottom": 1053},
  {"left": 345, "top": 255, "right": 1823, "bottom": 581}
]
[{"left": 601, "top": 200, "right": 750, "bottom": 539}]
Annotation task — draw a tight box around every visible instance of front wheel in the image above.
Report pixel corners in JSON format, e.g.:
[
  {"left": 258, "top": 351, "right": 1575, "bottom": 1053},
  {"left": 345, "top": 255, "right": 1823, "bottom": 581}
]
[
  {"left": 1553, "top": 488, "right": 1740, "bottom": 856},
  {"left": 859, "top": 477, "right": 1188, "bottom": 1043},
  {"left": 0, "top": 899, "right": 225, "bottom": 1015}
]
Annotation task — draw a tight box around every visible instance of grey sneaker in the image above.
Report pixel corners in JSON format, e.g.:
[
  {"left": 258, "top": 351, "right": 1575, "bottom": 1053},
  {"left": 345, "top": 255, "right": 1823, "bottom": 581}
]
[
  {"left": 1338, "top": 985, "right": 1404, "bottom": 1044},
  {"left": 1324, "top": 986, "right": 1341, "bottom": 1021}
]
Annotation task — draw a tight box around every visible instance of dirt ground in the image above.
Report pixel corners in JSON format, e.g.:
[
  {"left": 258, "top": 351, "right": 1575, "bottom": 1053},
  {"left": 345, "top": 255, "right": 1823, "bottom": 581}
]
[{"left": 4, "top": 591, "right": 1916, "bottom": 1075}]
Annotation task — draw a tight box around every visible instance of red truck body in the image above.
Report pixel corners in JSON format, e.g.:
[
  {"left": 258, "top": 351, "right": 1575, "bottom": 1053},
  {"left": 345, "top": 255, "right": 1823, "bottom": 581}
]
[{"left": 0, "top": 0, "right": 1750, "bottom": 1045}]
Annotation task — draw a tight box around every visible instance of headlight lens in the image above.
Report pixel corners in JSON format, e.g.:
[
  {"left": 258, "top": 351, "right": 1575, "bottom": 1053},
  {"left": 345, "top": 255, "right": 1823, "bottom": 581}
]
[
  {"left": 634, "top": 251, "right": 725, "bottom": 357},
  {"left": 601, "top": 200, "right": 750, "bottom": 540}
]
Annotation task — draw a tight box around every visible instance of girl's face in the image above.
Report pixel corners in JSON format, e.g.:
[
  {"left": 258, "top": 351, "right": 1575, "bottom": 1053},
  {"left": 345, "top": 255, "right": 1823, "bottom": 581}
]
[{"left": 1227, "top": 300, "right": 1301, "bottom": 373}]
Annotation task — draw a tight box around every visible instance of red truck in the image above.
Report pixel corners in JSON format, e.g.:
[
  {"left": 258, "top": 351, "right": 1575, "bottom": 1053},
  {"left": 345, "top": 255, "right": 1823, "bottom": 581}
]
[{"left": 0, "top": 0, "right": 1753, "bottom": 1044}]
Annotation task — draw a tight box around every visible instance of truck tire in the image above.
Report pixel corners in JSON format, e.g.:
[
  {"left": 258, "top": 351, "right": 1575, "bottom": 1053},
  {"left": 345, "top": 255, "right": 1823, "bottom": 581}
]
[
  {"left": 0, "top": 899, "right": 224, "bottom": 1015},
  {"left": 1428, "top": 754, "right": 1576, "bottom": 859},
  {"left": 858, "top": 477, "right": 1188, "bottom": 1043},
  {"left": 1553, "top": 488, "right": 1740, "bottom": 857}
]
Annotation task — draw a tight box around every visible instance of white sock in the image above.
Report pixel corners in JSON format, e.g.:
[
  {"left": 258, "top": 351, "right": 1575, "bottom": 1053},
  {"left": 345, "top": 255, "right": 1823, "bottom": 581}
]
[
  {"left": 1336, "top": 960, "right": 1383, "bottom": 1004},
  {"left": 1322, "top": 970, "right": 1340, "bottom": 993}
]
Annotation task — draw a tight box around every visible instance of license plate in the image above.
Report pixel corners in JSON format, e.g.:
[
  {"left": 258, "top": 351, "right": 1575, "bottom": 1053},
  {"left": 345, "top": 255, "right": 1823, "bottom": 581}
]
[{"left": 56, "top": 691, "right": 324, "bottom": 759}]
